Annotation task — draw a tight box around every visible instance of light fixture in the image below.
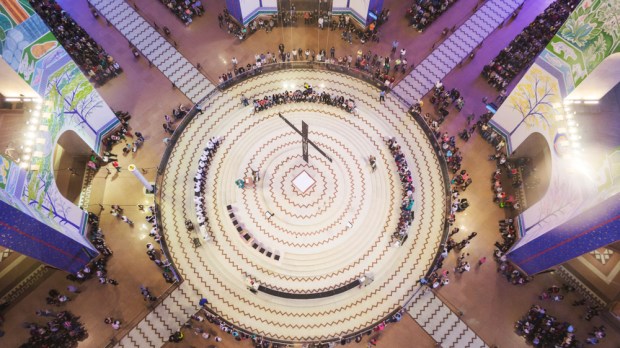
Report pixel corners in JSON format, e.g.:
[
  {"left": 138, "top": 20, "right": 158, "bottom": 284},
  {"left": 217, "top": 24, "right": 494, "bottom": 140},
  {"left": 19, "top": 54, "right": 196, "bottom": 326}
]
[
  {"left": 19, "top": 162, "right": 29, "bottom": 169},
  {"left": 583, "top": 100, "right": 599, "bottom": 104}
]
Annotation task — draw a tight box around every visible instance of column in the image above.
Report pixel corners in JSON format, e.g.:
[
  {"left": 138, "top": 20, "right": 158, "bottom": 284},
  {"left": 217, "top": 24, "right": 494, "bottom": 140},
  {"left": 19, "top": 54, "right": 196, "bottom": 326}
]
[
  {"left": 508, "top": 194, "right": 620, "bottom": 275},
  {"left": 0, "top": 201, "right": 97, "bottom": 273},
  {"left": 226, "top": 0, "right": 279, "bottom": 26},
  {"left": 332, "top": 0, "right": 384, "bottom": 26}
]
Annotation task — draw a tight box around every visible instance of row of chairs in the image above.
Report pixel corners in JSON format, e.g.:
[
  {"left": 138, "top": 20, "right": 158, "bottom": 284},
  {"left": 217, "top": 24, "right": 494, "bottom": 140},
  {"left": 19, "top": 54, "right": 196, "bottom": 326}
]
[{"left": 227, "top": 205, "right": 280, "bottom": 261}]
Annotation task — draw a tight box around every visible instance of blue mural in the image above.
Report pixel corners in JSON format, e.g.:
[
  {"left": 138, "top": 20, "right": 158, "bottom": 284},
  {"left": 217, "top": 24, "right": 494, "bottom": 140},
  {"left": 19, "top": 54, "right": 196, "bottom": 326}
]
[
  {"left": 0, "top": 200, "right": 97, "bottom": 273},
  {"left": 508, "top": 193, "right": 620, "bottom": 274}
]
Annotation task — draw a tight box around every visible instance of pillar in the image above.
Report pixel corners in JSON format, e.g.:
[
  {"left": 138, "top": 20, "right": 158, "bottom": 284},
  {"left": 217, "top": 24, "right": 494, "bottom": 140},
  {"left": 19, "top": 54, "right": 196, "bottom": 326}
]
[
  {"left": 226, "top": 0, "right": 278, "bottom": 26},
  {"left": 508, "top": 194, "right": 620, "bottom": 275},
  {"left": 332, "top": 0, "right": 384, "bottom": 26},
  {"left": 128, "top": 164, "right": 154, "bottom": 192},
  {"left": 0, "top": 201, "right": 97, "bottom": 273}
]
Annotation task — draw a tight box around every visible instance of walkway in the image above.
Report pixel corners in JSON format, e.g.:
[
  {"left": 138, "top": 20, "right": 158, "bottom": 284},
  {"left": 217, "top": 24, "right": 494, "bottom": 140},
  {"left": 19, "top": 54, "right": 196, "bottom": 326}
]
[
  {"left": 87, "top": 0, "right": 215, "bottom": 103},
  {"left": 393, "top": 0, "right": 524, "bottom": 102},
  {"left": 408, "top": 289, "right": 487, "bottom": 348},
  {"left": 117, "top": 282, "right": 196, "bottom": 347}
]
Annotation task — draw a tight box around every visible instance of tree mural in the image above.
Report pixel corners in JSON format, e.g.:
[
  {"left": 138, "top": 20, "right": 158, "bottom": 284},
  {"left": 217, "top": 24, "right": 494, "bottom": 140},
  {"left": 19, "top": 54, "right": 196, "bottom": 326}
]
[
  {"left": 48, "top": 65, "right": 99, "bottom": 140},
  {"left": 508, "top": 68, "right": 557, "bottom": 136},
  {"left": 26, "top": 169, "right": 80, "bottom": 231}
]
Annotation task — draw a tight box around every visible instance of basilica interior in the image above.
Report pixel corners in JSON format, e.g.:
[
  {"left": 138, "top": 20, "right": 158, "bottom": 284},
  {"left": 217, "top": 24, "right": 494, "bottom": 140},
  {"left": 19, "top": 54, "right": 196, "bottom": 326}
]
[{"left": 0, "top": 0, "right": 619, "bottom": 347}]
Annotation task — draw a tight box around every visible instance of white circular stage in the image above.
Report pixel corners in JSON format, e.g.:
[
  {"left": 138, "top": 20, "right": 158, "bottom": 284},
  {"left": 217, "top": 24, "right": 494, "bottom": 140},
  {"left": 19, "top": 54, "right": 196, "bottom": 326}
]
[{"left": 159, "top": 69, "right": 446, "bottom": 341}]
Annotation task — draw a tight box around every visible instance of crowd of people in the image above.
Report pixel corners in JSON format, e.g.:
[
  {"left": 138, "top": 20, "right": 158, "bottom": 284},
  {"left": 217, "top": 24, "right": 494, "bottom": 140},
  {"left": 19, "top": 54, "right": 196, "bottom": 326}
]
[
  {"left": 482, "top": 0, "right": 578, "bottom": 90},
  {"left": 102, "top": 111, "right": 135, "bottom": 152},
  {"left": 218, "top": 6, "right": 390, "bottom": 44},
  {"left": 248, "top": 83, "right": 357, "bottom": 114},
  {"left": 515, "top": 305, "right": 579, "bottom": 347},
  {"left": 387, "top": 138, "right": 415, "bottom": 247},
  {"left": 158, "top": 0, "right": 204, "bottom": 25},
  {"left": 407, "top": 0, "right": 458, "bottom": 32},
  {"left": 490, "top": 217, "right": 530, "bottom": 285},
  {"left": 19, "top": 311, "right": 87, "bottom": 347},
  {"left": 219, "top": 42, "right": 409, "bottom": 88},
  {"left": 181, "top": 307, "right": 404, "bottom": 347},
  {"left": 30, "top": 0, "right": 122, "bottom": 87},
  {"left": 194, "top": 137, "right": 221, "bottom": 228},
  {"left": 141, "top": 205, "right": 177, "bottom": 283}
]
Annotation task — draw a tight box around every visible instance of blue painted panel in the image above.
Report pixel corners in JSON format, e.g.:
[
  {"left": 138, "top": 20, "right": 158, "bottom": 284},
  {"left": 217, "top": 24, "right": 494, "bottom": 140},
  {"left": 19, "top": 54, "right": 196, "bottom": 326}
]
[
  {"left": 226, "top": 0, "right": 243, "bottom": 23},
  {"left": 0, "top": 200, "right": 97, "bottom": 273},
  {"left": 508, "top": 194, "right": 620, "bottom": 274},
  {"left": 369, "top": 0, "right": 384, "bottom": 16}
]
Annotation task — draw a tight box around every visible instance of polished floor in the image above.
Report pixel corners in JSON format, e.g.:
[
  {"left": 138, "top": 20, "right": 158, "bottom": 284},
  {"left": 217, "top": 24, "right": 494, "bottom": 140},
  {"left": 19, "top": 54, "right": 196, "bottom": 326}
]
[
  {"left": 1, "top": 0, "right": 619, "bottom": 347},
  {"left": 156, "top": 69, "right": 446, "bottom": 342}
]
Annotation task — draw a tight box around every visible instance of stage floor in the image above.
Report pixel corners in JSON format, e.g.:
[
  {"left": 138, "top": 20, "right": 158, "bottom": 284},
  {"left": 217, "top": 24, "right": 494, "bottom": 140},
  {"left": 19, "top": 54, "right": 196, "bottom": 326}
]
[{"left": 159, "top": 69, "right": 446, "bottom": 341}]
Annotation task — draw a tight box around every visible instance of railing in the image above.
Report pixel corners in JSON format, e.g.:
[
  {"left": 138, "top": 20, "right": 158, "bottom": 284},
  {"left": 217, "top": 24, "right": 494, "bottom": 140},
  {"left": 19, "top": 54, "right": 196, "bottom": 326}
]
[
  {"left": 199, "top": 305, "right": 403, "bottom": 345},
  {"left": 218, "top": 60, "right": 387, "bottom": 91}
]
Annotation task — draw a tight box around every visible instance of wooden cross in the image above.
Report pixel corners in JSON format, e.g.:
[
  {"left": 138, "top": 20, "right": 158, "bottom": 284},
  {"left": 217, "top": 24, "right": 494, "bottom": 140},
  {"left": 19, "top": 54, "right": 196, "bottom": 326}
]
[{"left": 279, "top": 113, "right": 332, "bottom": 164}]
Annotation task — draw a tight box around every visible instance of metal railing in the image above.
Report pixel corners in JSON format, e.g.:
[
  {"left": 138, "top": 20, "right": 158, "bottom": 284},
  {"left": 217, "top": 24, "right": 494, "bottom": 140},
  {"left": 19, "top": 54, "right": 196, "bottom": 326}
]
[{"left": 218, "top": 60, "right": 387, "bottom": 91}]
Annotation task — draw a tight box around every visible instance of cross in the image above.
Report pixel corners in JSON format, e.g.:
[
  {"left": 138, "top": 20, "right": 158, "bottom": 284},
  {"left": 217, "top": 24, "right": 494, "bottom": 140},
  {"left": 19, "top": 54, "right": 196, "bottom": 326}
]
[{"left": 279, "top": 113, "right": 332, "bottom": 164}]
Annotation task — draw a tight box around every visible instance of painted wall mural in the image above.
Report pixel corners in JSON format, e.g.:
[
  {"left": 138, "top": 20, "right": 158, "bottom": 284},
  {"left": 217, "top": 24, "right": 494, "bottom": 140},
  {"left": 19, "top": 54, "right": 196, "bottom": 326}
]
[
  {"left": 0, "top": 154, "right": 98, "bottom": 272},
  {"left": 0, "top": 2, "right": 119, "bottom": 271},
  {"left": 490, "top": 0, "right": 620, "bottom": 273},
  {"left": 540, "top": 0, "right": 620, "bottom": 96}
]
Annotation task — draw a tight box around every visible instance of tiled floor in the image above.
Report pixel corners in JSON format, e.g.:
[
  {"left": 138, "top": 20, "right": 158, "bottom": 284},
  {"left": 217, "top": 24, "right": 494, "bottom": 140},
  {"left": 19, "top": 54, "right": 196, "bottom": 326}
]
[
  {"left": 155, "top": 69, "right": 446, "bottom": 342},
  {"left": 2, "top": 0, "right": 620, "bottom": 347}
]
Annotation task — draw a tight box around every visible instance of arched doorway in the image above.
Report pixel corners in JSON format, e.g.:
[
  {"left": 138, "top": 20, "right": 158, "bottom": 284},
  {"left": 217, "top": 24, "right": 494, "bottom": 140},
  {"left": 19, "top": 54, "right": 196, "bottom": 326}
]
[
  {"left": 511, "top": 132, "right": 551, "bottom": 208},
  {"left": 53, "top": 130, "right": 93, "bottom": 204}
]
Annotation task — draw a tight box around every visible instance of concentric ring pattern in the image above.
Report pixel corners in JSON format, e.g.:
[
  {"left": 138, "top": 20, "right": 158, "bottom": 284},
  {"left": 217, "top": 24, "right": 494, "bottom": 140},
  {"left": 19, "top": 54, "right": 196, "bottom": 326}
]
[{"left": 159, "top": 69, "right": 446, "bottom": 341}]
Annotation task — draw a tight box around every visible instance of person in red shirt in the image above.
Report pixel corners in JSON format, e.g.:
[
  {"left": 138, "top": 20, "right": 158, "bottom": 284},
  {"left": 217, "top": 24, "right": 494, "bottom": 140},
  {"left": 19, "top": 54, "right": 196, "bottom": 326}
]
[{"left": 112, "top": 161, "right": 121, "bottom": 172}]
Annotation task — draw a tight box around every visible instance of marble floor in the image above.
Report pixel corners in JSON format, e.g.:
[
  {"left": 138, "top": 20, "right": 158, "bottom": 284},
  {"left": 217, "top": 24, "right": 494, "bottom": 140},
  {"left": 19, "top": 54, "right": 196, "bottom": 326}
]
[
  {"left": 1, "top": 0, "right": 619, "bottom": 347},
  {"left": 156, "top": 69, "right": 446, "bottom": 342}
]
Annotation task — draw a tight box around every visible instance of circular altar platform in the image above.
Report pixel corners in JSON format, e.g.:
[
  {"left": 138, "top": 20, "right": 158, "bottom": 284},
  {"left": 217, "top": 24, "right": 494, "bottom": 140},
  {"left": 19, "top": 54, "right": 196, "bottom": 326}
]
[{"left": 158, "top": 69, "right": 446, "bottom": 342}]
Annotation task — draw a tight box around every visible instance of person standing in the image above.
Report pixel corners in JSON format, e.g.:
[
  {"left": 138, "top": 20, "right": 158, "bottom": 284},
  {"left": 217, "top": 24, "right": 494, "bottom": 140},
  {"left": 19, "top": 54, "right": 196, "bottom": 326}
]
[
  {"left": 112, "top": 161, "right": 121, "bottom": 173},
  {"left": 391, "top": 40, "right": 399, "bottom": 54},
  {"left": 379, "top": 90, "right": 385, "bottom": 102},
  {"left": 369, "top": 156, "right": 377, "bottom": 172}
]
